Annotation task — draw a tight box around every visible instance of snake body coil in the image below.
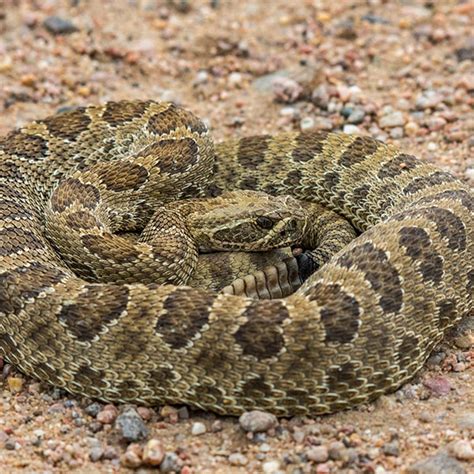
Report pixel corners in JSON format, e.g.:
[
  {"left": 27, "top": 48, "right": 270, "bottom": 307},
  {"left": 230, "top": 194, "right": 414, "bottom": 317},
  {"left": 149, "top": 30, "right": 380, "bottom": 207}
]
[{"left": 0, "top": 100, "right": 472, "bottom": 415}]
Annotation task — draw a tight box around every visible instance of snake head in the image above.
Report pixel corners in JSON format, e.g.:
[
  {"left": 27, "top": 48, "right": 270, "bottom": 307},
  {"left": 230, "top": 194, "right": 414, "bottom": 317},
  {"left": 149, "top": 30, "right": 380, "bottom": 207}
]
[{"left": 186, "top": 190, "right": 307, "bottom": 252}]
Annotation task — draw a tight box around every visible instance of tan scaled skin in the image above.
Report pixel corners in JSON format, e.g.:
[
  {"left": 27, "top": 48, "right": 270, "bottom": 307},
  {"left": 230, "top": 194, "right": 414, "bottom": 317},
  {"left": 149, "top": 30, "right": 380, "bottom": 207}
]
[{"left": 0, "top": 100, "right": 472, "bottom": 416}]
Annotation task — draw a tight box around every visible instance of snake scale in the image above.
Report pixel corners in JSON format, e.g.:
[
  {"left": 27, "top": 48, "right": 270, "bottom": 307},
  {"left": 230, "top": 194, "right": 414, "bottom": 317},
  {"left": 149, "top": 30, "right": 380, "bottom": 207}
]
[{"left": 0, "top": 100, "right": 472, "bottom": 416}]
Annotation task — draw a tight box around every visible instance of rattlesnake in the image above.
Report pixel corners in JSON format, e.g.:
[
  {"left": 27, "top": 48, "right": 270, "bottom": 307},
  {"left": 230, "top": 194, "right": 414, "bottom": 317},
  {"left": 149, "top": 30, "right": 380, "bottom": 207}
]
[{"left": 0, "top": 100, "right": 472, "bottom": 416}]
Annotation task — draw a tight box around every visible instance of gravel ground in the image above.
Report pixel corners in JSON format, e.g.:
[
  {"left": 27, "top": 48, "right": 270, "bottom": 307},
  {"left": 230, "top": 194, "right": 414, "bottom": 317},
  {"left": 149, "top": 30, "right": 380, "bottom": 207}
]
[{"left": 0, "top": 0, "right": 473, "bottom": 473}]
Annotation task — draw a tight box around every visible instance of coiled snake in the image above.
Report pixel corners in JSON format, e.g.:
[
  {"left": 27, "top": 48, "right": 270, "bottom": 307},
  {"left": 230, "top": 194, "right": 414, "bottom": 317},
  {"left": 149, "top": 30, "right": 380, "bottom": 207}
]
[{"left": 0, "top": 100, "right": 472, "bottom": 415}]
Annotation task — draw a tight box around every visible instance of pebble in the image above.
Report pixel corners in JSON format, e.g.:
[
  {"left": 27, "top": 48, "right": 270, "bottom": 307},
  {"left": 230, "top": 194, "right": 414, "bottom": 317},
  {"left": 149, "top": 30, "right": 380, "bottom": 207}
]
[
  {"left": 347, "top": 108, "right": 365, "bottom": 124},
  {"left": 426, "top": 117, "right": 447, "bottom": 131},
  {"left": 300, "top": 117, "right": 315, "bottom": 130},
  {"left": 142, "top": 439, "right": 165, "bottom": 466},
  {"left": 406, "top": 452, "right": 466, "bottom": 474},
  {"left": 272, "top": 77, "right": 304, "bottom": 104},
  {"left": 191, "top": 421, "right": 207, "bottom": 436},
  {"left": 229, "top": 453, "right": 249, "bottom": 466},
  {"left": 404, "top": 122, "right": 419, "bottom": 136},
  {"left": 228, "top": 72, "right": 243, "bottom": 86},
  {"left": 457, "top": 412, "right": 474, "bottom": 430},
  {"left": 43, "top": 16, "right": 78, "bottom": 35},
  {"left": 89, "top": 446, "right": 104, "bottom": 462},
  {"left": 423, "top": 376, "right": 452, "bottom": 396},
  {"left": 390, "top": 127, "right": 404, "bottom": 139},
  {"left": 383, "top": 441, "right": 400, "bottom": 457},
  {"left": 84, "top": 402, "right": 102, "bottom": 418},
  {"left": 328, "top": 441, "right": 346, "bottom": 460},
  {"left": 379, "top": 111, "right": 405, "bottom": 128},
  {"left": 306, "top": 446, "right": 329, "bottom": 463},
  {"left": 312, "top": 117, "right": 334, "bottom": 131},
  {"left": 455, "top": 46, "right": 474, "bottom": 62},
  {"left": 122, "top": 443, "right": 142, "bottom": 468},
  {"left": 160, "top": 452, "right": 181, "bottom": 473},
  {"left": 7, "top": 377, "right": 24, "bottom": 393},
  {"left": 115, "top": 408, "right": 149, "bottom": 442},
  {"left": 239, "top": 411, "right": 278, "bottom": 433},
  {"left": 427, "top": 142, "right": 438, "bottom": 151},
  {"left": 448, "top": 440, "right": 474, "bottom": 461},
  {"left": 96, "top": 404, "right": 118, "bottom": 424},
  {"left": 262, "top": 460, "right": 281, "bottom": 473},
  {"left": 343, "top": 124, "right": 361, "bottom": 134},
  {"left": 312, "top": 84, "right": 330, "bottom": 109},
  {"left": 415, "top": 90, "right": 444, "bottom": 110},
  {"left": 193, "top": 70, "right": 208, "bottom": 85}
]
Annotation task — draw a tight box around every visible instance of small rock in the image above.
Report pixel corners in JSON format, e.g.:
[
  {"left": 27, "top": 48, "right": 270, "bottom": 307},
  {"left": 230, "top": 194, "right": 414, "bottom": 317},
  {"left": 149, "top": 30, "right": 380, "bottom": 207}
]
[
  {"left": 406, "top": 452, "right": 466, "bottom": 474},
  {"left": 390, "top": 127, "right": 404, "bottom": 139},
  {"left": 43, "top": 16, "right": 78, "bottom": 35},
  {"left": 262, "top": 460, "right": 280, "bottom": 473},
  {"left": 383, "top": 441, "right": 400, "bottom": 457},
  {"left": 379, "top": 111, "right": 405, "bottom": 128},
  {"left": 97, "top": 404, "right": 118, "bottom": 424},
  {"left": 115, "top": 408, "right": 149, "bottom": 442},
  {"left": 419, "top": 411, "right": 434, "bottom": 423},
  {"left": 89, "top": 446, "right": 104, "bottom": 462},
  {"left": 194, "top": 70, "right": 208, "bottom": 85},
  {"left": 347, "top": 108, "right": 365, "bottom": 124},
  {"left": 300, "top": 117, "right": 315, "bottom": 130},
  {"left": 143, "top": 439, "right": 165, "bottom": 466},
  {"left": 228, "top": 72, "right": 242, "bottom": 86},
  {"left": 457, "top": 412, "right": 474, "bottom": 430},
  {"left": 160, "top": 452, "right": 181, "bottom": 473},
  {"left": 137, "top": 407, "right": 153, "bottom": 421},
  {"left": 239, "top": 411, "right": 278, "bottom": 433},
  {"left": 177, "top": 407, "right": 189, "bottom": 420},
  {"left": 122, "top": 443, "right": 143, "bottom": 469},
  {"left": 191, "top": 422, "right": 207, "bottom": 436},
  {"left": 229, "top": 453, "right": 249, "bottom": 466},
  {"left": 328, "top": 441, "right": 346, "bottom": 461},
  {"left": 7, "top": 377, "right": 24, "bottom": 393},
  {"left": 306, "top": 446, "right": 329, "bottom": 463},
  {"left": 84, "top": 402, "right": 102, "bottom": 418},
  {"left": 455, "top": 46, "right": 474, "bottom": 62},
  {"left": 272, "top": 77, "right": 304, "bottom": 104},
  {"left": 423, "top": 376, "right": 452, "bottom": 397},
  {"left": 211, "top": 420, "right": 223, "bottom": 432},
  {"left": 312, "top": 117, "right": 334, "bottom": 131},
  {"left": 415, "top": 90, "right": 444, "bottom": 110},
  {"left": 312, "top": 85, "right": 330, "bottom": 109},
  {"left": 448, "top": 440, "right": 474, "bottom": 461},
  {"left": 362, "top": 14, "right": 390, "bottom": 24},
  {"left": 426, "top": 117, "right": 447, "bottom": 131},
  {"left": 343, "top": 124, "right": 361, "bottom": 134}
]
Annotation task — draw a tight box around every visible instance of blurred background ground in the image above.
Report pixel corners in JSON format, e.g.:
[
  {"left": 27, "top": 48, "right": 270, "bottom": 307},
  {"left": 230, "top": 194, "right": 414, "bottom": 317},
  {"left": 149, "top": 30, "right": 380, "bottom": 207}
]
[{"left": 0, "top": 0, "right": 472, "bottom": 473}]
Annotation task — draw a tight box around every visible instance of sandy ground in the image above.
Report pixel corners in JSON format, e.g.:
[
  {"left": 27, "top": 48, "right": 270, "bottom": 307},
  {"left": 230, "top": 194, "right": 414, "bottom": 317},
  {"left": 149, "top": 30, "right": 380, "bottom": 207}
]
[{"left": 0, "top": 0, "right": 473, "bottom": 473}]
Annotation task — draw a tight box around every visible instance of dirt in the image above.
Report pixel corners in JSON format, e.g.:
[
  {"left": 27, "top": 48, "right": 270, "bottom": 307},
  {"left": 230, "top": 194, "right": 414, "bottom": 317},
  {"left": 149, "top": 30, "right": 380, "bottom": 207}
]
[{"left": 0, "top": 0, "right": 472, "bottom": 473}]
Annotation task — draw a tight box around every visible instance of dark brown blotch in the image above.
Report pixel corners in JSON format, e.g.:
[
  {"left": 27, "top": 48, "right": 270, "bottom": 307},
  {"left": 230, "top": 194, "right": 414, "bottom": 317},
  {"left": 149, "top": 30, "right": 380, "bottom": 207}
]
[
  {"left": 41, "top": 108, "right": 90, "bottom": 141},
  {"left": 403, "top": 171, "right": 456, "bottom": 195},
  {"left": 337, "top": 242, "right": 403, "bottom": 314},
  {"left": 0, "top": 160, "right": 22, "bottom": 181},
  {"left": 234, "top": 300, "right": 288, "bottom": 360},
  {"left": 147, "top": 104, "right": 207, "bottom": 136},
  {"left": 237, "top": 135, "right": 270, "bottom": 167},
  {"left": 307, "top": 283, "right": 360, "bottom": 344},
  {"left": 0, "top": 228, "right": 45, "bottom": 256},
  {"left": 398, "top": 226, "right": 444, "bottom": 285},
  {"left": 97, "top": 161, "right": 149, "bottom": 192},
  {"left": 50, "top": 178, "right": 101, "bottom": 213},
  {"left": 0, "top": 262, "right": 67, "bottom": 315},
  {"left": 339, "top": 136, "right": 378, "bottom": 168},
  {"left": 81, "top": 233, "right": 140, "bottom": 263},
  {"left": 397, "top": 334, "right": 421, "bottom": 371},
  {"left": 0, "top": 199, "right": 34, "bottom": 221},
  {"left": 291, "top": 131, "right": 328, "bottom": 163},
  {"left": 65, "top": 210, "right": 101, "bottom": 231},
  {"left": 73, "top": 364, "right": 108, "bottom": 390},
  {"left": 415, "top": 189, "right": 473, "bottom": 212},
  {"left": 322, "top": 171, "right": 340, "bottom": 190},
  {"left": 139, "top": 138, "right": 199, "bottom": 175},
  {"left": 327, "top": 361, "right": 365, "bottom": 392},
  {"left": 0, "top": 130, "right": 48, "bottom": 161},
  {"left": 58, "top": 284, "right": 129, "bottom": 342},
  {"left": 392, "top": 206, "right": 466, "bottom": 251},
  {"left": 241, "top": 376, "right": 274, "bottom": 399},
  {"left": 436, "top": 299, "right": 457, "bottom": 331},
  {"left": 283, "top": 169, "right": 303, "bottom": 188},
  {"left": 377, "top": 153, "right": 419, "bottom": 179},
  {"left": 155, "top": 288, "right": 214, "bottom": 350},
  {"left": 102, "top": 100, "right": 150, "bottom": 127}
]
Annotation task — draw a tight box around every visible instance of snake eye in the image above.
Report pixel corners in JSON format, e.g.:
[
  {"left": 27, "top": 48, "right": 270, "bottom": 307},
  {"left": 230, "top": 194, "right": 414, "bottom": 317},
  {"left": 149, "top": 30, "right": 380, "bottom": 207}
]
[{"left": 256, "top": 216, "right": 275, "bottom": 229}]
